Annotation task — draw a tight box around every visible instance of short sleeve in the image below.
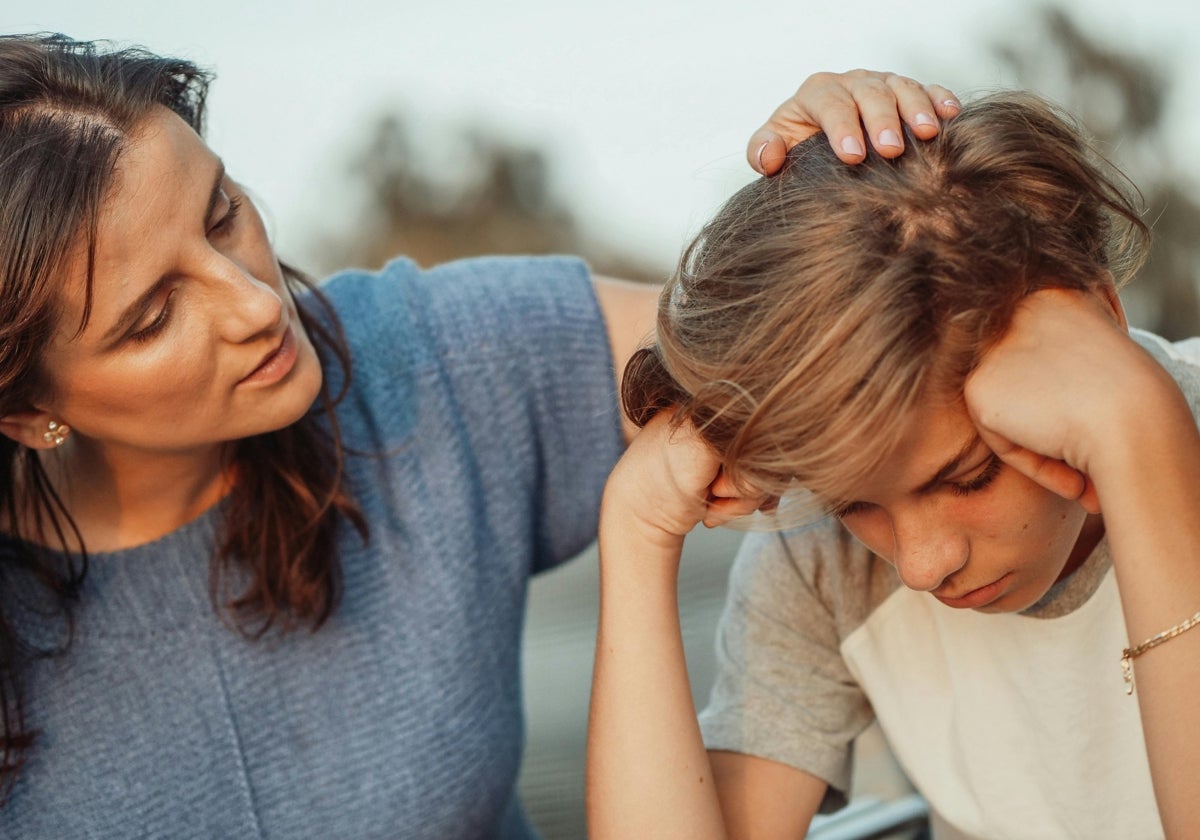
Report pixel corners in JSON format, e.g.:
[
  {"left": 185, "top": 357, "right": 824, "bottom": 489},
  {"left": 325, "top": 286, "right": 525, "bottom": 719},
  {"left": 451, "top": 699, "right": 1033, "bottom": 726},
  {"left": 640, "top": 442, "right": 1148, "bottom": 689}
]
[
  {"left": 1129, "top": 329, "right": 1200, "bottom": 419},
  {"left": 699, "top": 526, "right": 876, "bottom": 812},
  {"left": 320, "top": 256, "right": 624, "bottom": 574}
]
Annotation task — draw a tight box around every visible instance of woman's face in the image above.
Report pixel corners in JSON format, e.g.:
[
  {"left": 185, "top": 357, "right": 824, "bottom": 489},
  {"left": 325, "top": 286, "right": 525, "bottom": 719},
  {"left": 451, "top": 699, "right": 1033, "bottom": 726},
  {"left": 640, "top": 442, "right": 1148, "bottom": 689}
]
[
  {"left": 833, "top": 395, "right": 1100, "bottom": 613},
  {"left": 36, "top": 106, "right": 323, "bottom": 458}
]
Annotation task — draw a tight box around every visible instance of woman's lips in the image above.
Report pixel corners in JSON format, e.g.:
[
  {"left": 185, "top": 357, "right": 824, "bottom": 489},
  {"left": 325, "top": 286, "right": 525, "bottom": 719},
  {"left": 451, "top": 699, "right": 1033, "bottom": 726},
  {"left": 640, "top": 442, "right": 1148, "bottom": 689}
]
[
  {"left": 934, "top": 573, "right": 1013, "bottom": 609},
  {"left": 238, "top": 326, "right": 298, "bottom": 386}
]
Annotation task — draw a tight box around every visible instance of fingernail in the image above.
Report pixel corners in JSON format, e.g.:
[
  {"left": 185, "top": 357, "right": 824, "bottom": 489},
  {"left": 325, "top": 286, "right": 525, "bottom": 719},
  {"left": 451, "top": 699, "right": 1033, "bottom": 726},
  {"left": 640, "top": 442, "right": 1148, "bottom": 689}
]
[
  {"left": 878, "top": 129, "right": 903, "bottom": 149},
  {"left": 840, "top": 136, "right": 865, "bottom": 157},
  {"left": 914, "top": 112, "right": 937, "bottom": 127},
  {"left": 942, "top": 98, "right": 961, "bottom": 111},
  {"left": 755, "top": 140, "right": 769, "bottom": 172}
]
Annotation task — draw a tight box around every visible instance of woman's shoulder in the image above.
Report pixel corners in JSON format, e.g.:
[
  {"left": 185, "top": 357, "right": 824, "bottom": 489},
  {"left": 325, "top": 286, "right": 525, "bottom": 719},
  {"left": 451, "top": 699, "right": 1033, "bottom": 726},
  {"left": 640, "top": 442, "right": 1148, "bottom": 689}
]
[
  {"left": 312, "top": 256, "right": 601, "bottom": 414},
  {"left": 314, "top": 252, "right": 605, "bottom": 389},
  {"left": 313, "top": 255, "right": 620, "bottom": 485},
  {"left": 318, "top": 255, "right": 593, "bottom": 353}
]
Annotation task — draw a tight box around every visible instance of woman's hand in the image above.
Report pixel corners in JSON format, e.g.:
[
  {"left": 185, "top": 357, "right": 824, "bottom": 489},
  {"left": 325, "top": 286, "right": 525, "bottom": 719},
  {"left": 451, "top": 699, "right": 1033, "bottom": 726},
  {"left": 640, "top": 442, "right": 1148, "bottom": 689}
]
[
  {"left": 748, "top": 69, "right": 961, "bottom": 173},
  {"left": 963, "top": 287, "right": 1174, "bottom": 513}
]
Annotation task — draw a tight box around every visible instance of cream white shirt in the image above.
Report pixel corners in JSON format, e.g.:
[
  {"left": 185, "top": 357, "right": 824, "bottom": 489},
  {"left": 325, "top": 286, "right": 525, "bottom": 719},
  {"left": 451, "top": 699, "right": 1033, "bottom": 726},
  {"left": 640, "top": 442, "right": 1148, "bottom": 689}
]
[{"left": 700, "top": 330, "right": 1199, "bottom": 839}]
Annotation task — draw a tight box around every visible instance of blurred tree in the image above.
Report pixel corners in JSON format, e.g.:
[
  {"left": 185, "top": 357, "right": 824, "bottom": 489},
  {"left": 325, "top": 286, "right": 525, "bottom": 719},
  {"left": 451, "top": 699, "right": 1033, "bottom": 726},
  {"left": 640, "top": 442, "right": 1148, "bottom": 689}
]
[
  {"left": 993, "top": 5, "right": 1200, "bottom": 338},
  {"left": 318, "top": 113, "right": 661, "bottom": 284}
]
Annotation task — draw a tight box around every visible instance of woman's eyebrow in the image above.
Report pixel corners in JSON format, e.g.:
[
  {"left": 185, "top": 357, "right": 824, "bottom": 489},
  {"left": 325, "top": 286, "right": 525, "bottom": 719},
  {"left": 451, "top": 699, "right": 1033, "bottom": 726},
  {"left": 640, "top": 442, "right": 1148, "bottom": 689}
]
[{"left": 913, "top": 432, "right": 984, "bottom": 494}]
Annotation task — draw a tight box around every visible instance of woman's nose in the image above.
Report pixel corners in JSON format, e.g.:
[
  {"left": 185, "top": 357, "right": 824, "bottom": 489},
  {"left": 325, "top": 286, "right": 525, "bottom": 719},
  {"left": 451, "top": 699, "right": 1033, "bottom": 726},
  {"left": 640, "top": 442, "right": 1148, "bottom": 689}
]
[
  {"left": 891, "top": 516, "right": 968, "bottom": 592},
  {"left": 216, "top": 264, "right": 284, "bottom": 342}
]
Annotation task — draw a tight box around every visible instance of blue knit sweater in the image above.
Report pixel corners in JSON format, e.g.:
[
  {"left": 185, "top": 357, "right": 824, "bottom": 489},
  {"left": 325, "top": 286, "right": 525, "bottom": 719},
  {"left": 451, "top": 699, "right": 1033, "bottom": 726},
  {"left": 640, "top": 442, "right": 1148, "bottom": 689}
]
[{"left": 1, "top": 256, "right": 622, "bottom": 839}]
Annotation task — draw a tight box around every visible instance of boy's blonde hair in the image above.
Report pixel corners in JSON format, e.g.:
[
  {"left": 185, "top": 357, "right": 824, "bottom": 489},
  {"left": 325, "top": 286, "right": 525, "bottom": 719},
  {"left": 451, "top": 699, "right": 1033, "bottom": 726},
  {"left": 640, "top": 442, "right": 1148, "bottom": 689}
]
[{"left": 624, "top": 92, "right": 1149, "bottom": 507}]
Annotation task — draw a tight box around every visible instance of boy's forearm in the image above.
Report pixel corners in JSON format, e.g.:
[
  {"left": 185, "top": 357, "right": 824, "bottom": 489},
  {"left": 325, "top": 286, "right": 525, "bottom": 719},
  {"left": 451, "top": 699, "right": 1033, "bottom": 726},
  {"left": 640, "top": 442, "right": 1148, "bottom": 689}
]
[
  {"left": 586, "top": 501, "right": 727, "bottom": 839},
  {"left": 1095, "top": 376, "right": 1200, "bottom": 837}
]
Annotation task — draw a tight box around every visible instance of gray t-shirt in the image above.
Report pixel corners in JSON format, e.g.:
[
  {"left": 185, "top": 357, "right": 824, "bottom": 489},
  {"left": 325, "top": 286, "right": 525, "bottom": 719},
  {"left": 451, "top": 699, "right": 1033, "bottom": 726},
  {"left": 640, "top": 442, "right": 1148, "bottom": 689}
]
[
  {"left": 1, "top": 256, "right": 623, "bottom": 839},
  {"left": 699, "top": 330, "right": 1200, "bottom": 839}
]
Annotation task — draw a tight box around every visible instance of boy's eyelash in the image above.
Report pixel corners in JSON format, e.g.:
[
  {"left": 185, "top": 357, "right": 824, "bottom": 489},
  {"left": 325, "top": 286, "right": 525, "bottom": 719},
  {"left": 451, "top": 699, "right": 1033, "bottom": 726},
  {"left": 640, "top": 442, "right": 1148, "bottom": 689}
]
[
  {"left": 832, "top": 500, "right": 871, "bottom": 519},
  {"left": 832, "top": 454, "right": 1004, "bottom": 518},
  {"left": 948, "top": 454, "right": 1003, "bottom": 496},
  {"left": 210, "top": 194, "right": 243, "bottom": 234}
]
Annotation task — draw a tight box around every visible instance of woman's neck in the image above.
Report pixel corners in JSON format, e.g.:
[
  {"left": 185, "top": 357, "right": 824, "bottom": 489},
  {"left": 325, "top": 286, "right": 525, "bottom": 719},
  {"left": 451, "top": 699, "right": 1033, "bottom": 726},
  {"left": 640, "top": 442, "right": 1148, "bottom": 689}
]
[{"left": 35, "top": 438, "right": 234, "bottom": 553}]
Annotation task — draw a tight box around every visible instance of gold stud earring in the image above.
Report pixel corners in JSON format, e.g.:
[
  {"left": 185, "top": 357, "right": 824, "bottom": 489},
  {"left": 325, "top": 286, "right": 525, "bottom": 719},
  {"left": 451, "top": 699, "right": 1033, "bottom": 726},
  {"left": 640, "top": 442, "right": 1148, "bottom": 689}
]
[{"left": 42, "top": 420, "right": 70, "bottom": 447}]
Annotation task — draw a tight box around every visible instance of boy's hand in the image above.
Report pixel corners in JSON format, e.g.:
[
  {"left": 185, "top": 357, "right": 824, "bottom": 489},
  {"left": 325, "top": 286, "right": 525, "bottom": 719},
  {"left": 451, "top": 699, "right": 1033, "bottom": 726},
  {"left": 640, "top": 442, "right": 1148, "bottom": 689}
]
[
  {"left": 603, "top": 412, "right": 771, "bottom": 551},
  {"left": 964, "top": 287, "right": 1169, "bottom": 513}
]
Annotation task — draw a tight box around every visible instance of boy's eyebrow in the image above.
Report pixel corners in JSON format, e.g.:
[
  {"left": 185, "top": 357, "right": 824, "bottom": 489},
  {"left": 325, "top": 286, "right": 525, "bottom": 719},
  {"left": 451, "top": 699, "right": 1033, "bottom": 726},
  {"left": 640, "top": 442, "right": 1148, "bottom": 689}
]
[{"left": 913, "top": 432, "right": 984, "bottom": 494}]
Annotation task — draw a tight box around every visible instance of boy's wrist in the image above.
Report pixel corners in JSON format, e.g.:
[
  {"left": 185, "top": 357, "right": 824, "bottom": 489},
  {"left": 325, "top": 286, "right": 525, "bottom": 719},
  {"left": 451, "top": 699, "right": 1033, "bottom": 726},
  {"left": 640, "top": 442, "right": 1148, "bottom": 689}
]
[
  {"left": 600, "top": 488, "right": 693, "bottom": 557},
  {"left": 1084, "top": 361, "right": 1193, "bottom": 488}
]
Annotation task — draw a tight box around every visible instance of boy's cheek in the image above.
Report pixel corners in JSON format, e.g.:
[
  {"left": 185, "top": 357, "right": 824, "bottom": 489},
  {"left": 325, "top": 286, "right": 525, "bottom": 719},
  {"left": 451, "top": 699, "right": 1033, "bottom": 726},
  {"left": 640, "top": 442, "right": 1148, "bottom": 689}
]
[{"left": 840, "top": 516, "right": 894, "bottom": 560}]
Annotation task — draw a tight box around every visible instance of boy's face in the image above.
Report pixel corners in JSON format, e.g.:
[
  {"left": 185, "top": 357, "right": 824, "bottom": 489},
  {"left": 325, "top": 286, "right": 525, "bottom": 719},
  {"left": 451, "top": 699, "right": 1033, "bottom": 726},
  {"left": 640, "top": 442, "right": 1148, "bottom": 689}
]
[{"left": 833, "top": 395, "right": 1102, "bottom": 613}]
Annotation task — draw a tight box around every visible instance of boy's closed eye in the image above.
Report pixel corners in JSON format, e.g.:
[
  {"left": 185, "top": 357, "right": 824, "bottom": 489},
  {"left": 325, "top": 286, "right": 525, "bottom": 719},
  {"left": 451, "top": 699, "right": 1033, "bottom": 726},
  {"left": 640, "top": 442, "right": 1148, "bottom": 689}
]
[{"left": 832, "top": 450, "right": 1004, "bottom": 519}]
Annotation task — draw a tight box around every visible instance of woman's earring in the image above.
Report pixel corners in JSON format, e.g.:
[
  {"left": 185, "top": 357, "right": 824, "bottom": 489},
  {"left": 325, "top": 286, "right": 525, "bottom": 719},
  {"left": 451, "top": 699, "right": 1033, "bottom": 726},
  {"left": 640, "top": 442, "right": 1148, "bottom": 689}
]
[{"left": 42, "top": 420, "right": 70, "bottom": 447}]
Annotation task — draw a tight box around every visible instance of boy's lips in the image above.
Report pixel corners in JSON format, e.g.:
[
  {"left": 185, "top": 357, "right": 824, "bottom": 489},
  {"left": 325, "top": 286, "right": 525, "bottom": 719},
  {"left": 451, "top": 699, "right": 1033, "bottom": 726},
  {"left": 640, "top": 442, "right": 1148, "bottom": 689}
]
[{"left": 934, "top": 572, "right": 1012, "bottom": 609}]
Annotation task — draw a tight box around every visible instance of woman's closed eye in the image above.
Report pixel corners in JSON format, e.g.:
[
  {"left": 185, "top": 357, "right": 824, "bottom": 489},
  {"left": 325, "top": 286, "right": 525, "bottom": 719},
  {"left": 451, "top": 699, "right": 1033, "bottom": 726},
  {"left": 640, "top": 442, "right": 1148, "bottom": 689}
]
[
  {"left": 208, "top": 193, "right": 242, "bottom": 237},
  {"left": 129, "top": 289, "right": 177, "bottom": 344},
  {"left": 126, "top": 190, "right": 244, "bottom": 346}
]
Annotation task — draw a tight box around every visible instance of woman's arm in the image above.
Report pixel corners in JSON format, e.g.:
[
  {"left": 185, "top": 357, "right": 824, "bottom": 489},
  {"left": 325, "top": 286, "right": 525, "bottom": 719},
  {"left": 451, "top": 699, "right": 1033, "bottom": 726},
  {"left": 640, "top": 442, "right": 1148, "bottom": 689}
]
[
  {"left": 967, "top": 288, "right": 1200, "bottom": 836},
  {"left": 592, "top": 275, "right": 659, "bottom": 443},
  {"left": 586, "top": 414, "right": 825, "bottom": 837}
]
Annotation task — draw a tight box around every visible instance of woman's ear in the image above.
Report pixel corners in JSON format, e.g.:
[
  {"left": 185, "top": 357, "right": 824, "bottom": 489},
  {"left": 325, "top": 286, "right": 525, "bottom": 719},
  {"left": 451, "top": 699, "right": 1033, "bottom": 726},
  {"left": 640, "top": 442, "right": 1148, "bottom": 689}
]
[
  {"left": 0, "top": 409, "right": 70, "bottom": 450},
  {"left": 1093, "top": 275, "right": 1129, "bottom": 331}
]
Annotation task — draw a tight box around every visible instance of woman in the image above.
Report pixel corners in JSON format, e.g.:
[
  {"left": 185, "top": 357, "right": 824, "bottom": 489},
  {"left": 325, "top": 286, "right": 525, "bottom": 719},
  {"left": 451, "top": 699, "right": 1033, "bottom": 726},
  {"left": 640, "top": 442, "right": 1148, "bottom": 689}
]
[
  {"left": 0, "top": 33, "right": 956, "bottom": 838},
  {"left": 588, "top": 92, "right": 1200, "bottom": 838}
]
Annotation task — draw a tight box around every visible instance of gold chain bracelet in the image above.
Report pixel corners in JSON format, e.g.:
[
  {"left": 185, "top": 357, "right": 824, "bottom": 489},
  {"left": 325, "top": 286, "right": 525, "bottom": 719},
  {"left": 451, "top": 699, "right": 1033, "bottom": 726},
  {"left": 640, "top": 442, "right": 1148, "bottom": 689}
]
[{"left": 1122, "top": 608, "right": 1200, "bottom": 695}]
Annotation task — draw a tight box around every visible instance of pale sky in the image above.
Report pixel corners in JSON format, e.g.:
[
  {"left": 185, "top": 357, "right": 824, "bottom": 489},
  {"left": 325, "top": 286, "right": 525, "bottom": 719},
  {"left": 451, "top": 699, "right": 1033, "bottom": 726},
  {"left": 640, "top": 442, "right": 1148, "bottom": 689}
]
[{"left": 5, "top": 0, "right": 1198, "bottom": 273}]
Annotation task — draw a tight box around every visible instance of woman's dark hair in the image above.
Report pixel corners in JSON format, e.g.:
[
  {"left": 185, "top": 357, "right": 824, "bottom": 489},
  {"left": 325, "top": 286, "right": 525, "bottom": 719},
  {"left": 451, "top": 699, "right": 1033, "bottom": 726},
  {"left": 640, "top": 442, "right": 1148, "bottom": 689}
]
[{"left": 0, "top": 33, "right": 366, "bottom": 799}]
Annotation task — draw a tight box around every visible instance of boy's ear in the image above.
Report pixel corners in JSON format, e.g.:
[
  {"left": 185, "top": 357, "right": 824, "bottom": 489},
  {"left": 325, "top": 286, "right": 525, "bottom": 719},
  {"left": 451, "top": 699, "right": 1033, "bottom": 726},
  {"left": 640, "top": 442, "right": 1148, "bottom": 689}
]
[
  {"left": 0, "top": 409, "right": 68, "bottom": 450},
  {"left": 1093, "top": 275, "right": 1129, "bottom": 331}
]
